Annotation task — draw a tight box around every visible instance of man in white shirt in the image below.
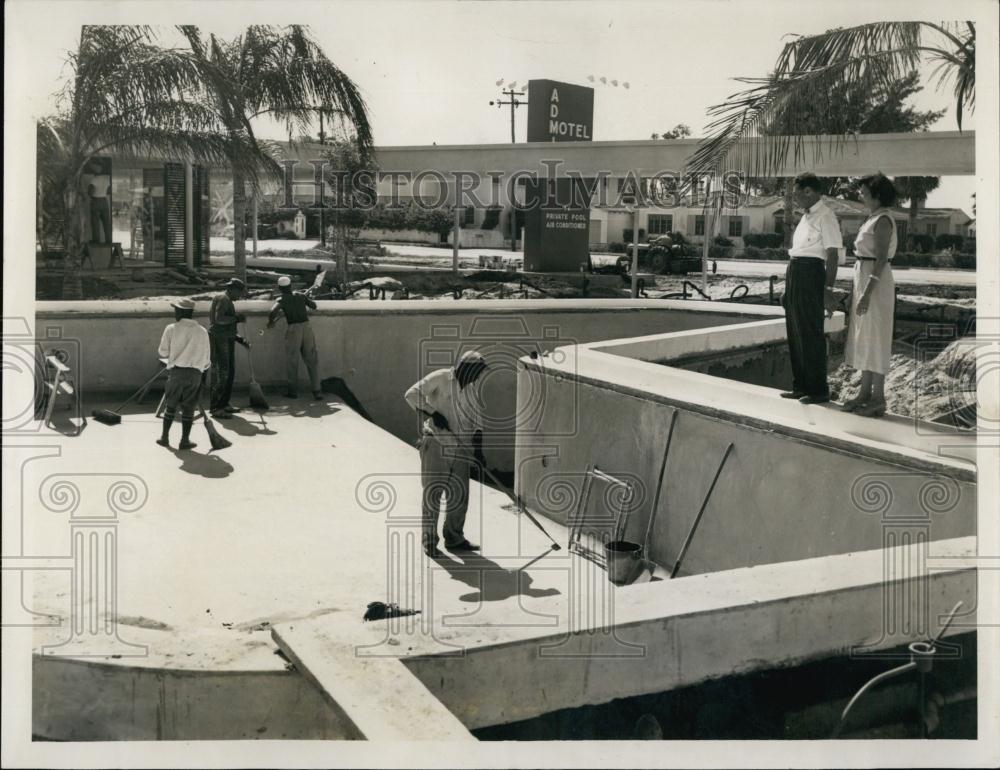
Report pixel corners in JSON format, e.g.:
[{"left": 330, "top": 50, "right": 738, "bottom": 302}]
[
  {"left": 404, "top": 351, "right": 488, "bottom": 558},
  {"left": 81, "top": 159, "right": 112, "bottom": 244},
  {"left": 781, "top": 173, "right": 842, "bottom": 404},
  {"left": 157, "top": 298, "right": 211, "bottom": 450}
]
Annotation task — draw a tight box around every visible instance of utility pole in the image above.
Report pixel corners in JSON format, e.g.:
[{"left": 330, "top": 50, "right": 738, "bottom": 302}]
[
  {"left": 490, "top": 86, "right": 526, "bottom": 143},
  {"left": 490, "top": 86, "right": 526, "bottom": 252}
]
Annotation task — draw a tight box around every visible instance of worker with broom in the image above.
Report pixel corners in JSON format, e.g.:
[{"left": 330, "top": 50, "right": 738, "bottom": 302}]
[
  {"left": 266, "top": 276, "right": 322, "bottom": 400},
  {"left": 208, "top": 277, "right": 249, "bottom": 419},
  {"left": 404, "top": 350, "right": 488, "bottom": 558},
  {"left": 156, "top": 298, "right": 211, "bottom": 450}
]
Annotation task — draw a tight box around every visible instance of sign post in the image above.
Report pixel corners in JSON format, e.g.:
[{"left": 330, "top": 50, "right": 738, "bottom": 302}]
[
  {"left": 630, "top": 206, "right": 641, "bottom": 298},
  {"left": 453, "top": 207, "right": 460, "bottom": 274}
]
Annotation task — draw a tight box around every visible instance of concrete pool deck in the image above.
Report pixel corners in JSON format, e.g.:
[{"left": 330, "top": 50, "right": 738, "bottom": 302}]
[{"left": 19, "top": 388, "right": 976, "bottom": 739}]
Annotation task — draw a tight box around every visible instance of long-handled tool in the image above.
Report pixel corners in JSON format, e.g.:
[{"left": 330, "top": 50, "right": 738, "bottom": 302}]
[
  {"left": 196, "top": 387, "right": 232, "bottom": 451},
  {"left": 440, "top": 426, "right": 561, "bottom": 552},
  {"left": 240, "top": 323, "right": 269, "bottom": 410},
  {"left": 92, "top": 366, "right": 166, "bottom": 425},
  {"left": 642, "top": 410, "right": 679, "bottom": 559},
  {"left": 670, "top": 442, "right": 733, "bottom": 579}
]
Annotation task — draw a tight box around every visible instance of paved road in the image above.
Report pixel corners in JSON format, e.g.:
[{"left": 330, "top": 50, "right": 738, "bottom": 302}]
[
  {"left": 379, "top": 243, "right": 975, "bottom": 287},
  {"left": 209, "top": 238, "right": 975, "bottom": 287}
]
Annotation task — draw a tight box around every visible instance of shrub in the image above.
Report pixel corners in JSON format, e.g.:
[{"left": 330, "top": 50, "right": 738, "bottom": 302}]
[
  {"left": 930, "top": 253, "right": 956, "bottom": 268},
  {"left": 607, "top": 241, "right": 627, "bottom": 253},
  {"left": 713, "top": 234, "right": 734, "bottom": 247},
  {"left": 708, "top": 245, "right": 732, "bottom": 259},
  {"left": 742, "top": 232, "right": 784, "bottom": 248},
  {"left": 960, "top": 237, "right": 976, "bottom": 255},
  {"left": 935, "top": 233, "right": 964, "bottom": 251},
  {"left": 743, "top": 246, "right": 762, "bottom": 260},
  {"left": 909, "top": 233, "right": 935, "bottom": 253},
  {"left": 622, "top": 228, "right": 646, "bottom": 244},
  {"left": 480, "top": 206, "right": 501, "bottom": 231},
  {"left": 892, "top": 251, "right": 933, "bottom": 268},
  {"left": 953, "top": 253, "right": 976, "bottom": 269}
]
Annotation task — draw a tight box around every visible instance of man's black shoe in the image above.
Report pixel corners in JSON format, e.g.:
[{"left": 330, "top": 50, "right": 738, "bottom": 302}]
[
  {"left": 448, "top": 540, "right": 480, "bottom": 552},
  {"left": 799, "top": 394, "right": 831, "bottom": 405},
  {"left": 424, "top": 545, "right": 443, "bottom": 558},
  {"left": 780, "top": 390, "right": 806, "bottom": 399}
]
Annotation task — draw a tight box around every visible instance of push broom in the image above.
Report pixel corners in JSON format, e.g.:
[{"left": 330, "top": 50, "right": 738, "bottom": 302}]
[
  {"left": 240, "top": 323, "right": 269, "bottom": 410},
  {"left": 196, "top": 386, "right": 232, "bottom": 451},
  {"left": 92, "top": 367, "right": 166, "bottom": 426}
]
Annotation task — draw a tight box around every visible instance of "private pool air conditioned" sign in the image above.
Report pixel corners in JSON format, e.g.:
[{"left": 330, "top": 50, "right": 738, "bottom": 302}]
[{"left": 527, "top": 79, "right": 594, "bottom": 143}]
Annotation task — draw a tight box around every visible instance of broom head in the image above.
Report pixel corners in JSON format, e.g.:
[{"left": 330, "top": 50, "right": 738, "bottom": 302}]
[
  {"left": 202, "top": 414, "right": 233, "bottom": 451},
  {"left": 248, "top": 381, "right": 269, "bottom": 410},
  {"left": 92, "top": 409, "right": 122, "bottom": 426}
]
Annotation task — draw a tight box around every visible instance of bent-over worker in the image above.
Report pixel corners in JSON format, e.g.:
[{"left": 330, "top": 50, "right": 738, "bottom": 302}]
[{"left": 404, "top": 350, "right": 488, "bottom": 558}]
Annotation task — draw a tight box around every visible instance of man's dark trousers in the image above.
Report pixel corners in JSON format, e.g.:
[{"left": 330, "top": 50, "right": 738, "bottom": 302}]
[
  {"left": 209, "top": 334, "right": 236, "bottom": 409},
  {"left": 783, "top": 258, "right": 829, "bottom": 398}
]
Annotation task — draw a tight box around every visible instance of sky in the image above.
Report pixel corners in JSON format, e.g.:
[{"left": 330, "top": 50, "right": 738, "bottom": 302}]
[{"left": 9, "top": 0, "right": 983, "bottom": 213}]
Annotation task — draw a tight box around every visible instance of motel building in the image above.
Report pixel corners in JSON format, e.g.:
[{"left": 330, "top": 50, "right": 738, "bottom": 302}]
[{"left": 77, "top": 136, "right": 973, "bottom": 271}]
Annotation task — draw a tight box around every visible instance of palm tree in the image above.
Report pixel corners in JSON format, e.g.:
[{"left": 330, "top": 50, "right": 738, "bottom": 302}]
[
  {"left": 894, "top": 176, "right": 941, "bottom": 250},
  {"left": 38, "top": 26, "right": 244, "bottom": 299},
  {"left": 688, "top": 21, "right": 975, "bottom": 182},
  {"left": 180, "top": 25, "right": 374, "bottom": 282}
]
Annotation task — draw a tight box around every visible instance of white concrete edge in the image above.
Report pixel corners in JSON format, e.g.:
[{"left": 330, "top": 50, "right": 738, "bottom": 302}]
[
  {"left": 528, "top": 312, "right": 975, "bottom": 471},
  {"left": 399, "top": 536, "right": 976, "bottom": 656}
]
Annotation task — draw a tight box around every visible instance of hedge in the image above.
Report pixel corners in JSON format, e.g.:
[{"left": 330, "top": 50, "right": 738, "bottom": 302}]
[
  {"left": 742, "top": 232, "right": 785, "bottom": 248},
  {"left": 741, "top": 246, "right": 789, "bottom": 261}
]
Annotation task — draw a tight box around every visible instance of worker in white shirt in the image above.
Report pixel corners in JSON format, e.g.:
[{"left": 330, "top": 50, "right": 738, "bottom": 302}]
[
  {"left": 157, "top": 298, "right": 211, "bottom": 450},
  {"left": 781, "top": 173, "right": 843, "bottom": 404},
  {"left": 404, "top": 350, "right": 489, "bottom": 558},
  {"left": 81, "top": 159, "right": 112, "bottom": 244}
]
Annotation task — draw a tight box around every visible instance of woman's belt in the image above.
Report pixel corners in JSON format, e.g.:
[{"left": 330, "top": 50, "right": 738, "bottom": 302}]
[{"left": 855, "top": 256, "right": 878, "bottom": 261}]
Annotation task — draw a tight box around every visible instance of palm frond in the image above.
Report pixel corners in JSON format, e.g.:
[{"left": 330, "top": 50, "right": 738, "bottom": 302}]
[{"left": 689, "top": 21, "right": 975, "bottom": 185}]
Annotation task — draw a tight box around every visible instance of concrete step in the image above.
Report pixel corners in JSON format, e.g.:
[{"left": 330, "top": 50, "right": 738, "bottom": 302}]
[{"left": 272, "top": 620, "right": 476, "bottom": 741}]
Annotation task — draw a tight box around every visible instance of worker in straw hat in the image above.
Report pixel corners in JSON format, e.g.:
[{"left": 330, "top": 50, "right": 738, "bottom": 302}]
[
  {"left": 404, "top": 350, "right": 489, "bottom": 558},
  {"left": 266, "top": 275, "right": 322, "bottom": 400},
  {"left": 157, "top": 298, "right": 210, "bottom": 450},
  {"left": 208, "top": 277, "right": 248, "bottom": 419}
]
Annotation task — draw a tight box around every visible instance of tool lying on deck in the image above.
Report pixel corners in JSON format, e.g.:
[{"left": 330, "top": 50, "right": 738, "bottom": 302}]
[
  {"left": 240, "top": 323, "right": 269, "bottom": 411},
  {"left": 92, "top": 367, "right": 167, "bottom": 426},
  {"left": 363, "top": 601, "right": 420, "bottom": 622}
]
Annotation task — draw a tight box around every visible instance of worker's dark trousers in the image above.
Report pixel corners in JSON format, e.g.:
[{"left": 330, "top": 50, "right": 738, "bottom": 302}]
[
  {"left": 209, "top": 335, "right": 236, "bottom": 410},
  {"left": 782, "top": 258, "right": 829, "bottom": 398},
  {"left": 89, "top": 198, "right": 111, "bottom": 244},
  {"left": 419, "top": 433, "right": 470, "bottom": 550}
]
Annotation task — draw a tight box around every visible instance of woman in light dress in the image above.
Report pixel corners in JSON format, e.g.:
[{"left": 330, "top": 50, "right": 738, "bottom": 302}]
[{"left": 842, "top": 173, "right": 898, "bottom": 418}]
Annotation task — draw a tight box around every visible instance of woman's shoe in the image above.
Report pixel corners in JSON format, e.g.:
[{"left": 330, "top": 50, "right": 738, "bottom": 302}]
[
  {"left": 841, "top": 396, "right": 868, "bottom": 412},
  {"left": 856, "top": 401, "right": 887, "bottom": 418}
]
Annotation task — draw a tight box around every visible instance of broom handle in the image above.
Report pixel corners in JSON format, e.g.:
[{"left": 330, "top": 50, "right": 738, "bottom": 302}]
[
  {"left": 239, "top": 323, "right": 257, "bottom": 381},
  {"left": 670, "top": 443, "right": 733, "bottom": 579},
  {"left": 440, "top": 425, "right": 560, "bottom": 548},
  {"left": 112, "top": 366, "right": 167, "bottom": 412},
  {"left": 644, "top": 410, "right": 678, "bottom": 552}
]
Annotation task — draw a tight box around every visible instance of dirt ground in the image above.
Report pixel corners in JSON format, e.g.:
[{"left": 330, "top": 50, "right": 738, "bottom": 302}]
[{"left": 828, "top": 338, "right": 977, "bottom": 426}]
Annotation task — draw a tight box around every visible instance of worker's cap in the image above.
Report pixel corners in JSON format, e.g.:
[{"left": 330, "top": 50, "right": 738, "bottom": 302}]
[
  {"left": 224, "top": 277, "right": 245, "bottom": 289},
  {"left": 454, "top": 350, "right": 489, "bottom": 385},
  {"left": 277, "top": 276, "right": 292, "bottom": 287},
  {"left": 170, "top": 298, "right": 196, "bottom": 311},
  {"left": 457, "top": 350, "right": 487, "bottom": 368}
]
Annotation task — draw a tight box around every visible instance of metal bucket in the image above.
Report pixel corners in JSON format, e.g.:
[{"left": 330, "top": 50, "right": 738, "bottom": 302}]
[{"left": 604, "top": 540, "right": 644, "bottom": 585}]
